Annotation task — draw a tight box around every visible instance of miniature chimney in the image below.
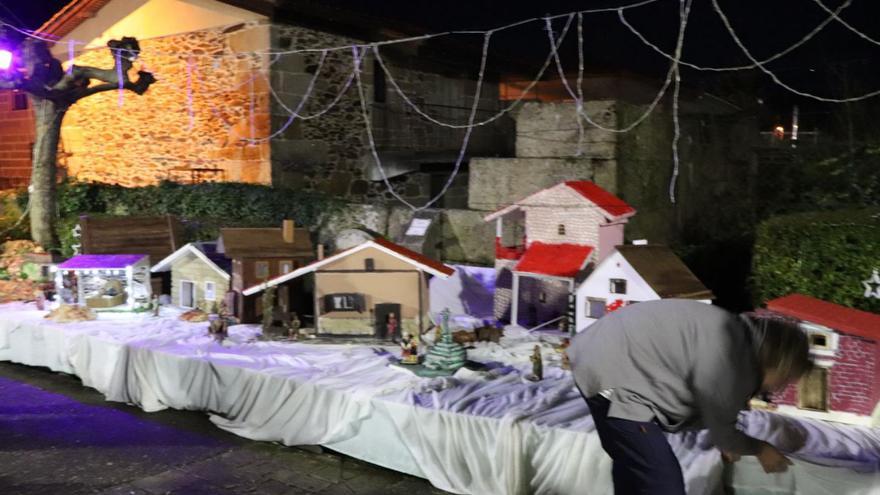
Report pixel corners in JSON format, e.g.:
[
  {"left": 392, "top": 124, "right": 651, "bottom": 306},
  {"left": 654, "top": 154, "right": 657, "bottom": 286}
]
[
  {"left": 317, "top": 244, "right": 325, "bottom": 260},
  {"left": 282, "top": 219, "right": 295, "bottom": 243}
]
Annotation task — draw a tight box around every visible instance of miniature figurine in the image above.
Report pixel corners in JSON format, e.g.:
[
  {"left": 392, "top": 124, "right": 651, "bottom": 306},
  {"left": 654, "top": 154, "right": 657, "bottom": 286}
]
[
  {"left": 557, "top": 338, "right": 571, "bottom": 370},
  {"left": 530, "top": 345, "right": 543, "bottom": 380},
  {"left": 400, "top": 332, "right": 420, "bottom": 364},
  {"left": 387, "top": 312, "right": 399, "bottom": 342},
  {"left": 286, "top": 312, "right": 301, "bottom": 339},
  {"left": 208, "top": 314, "right": 228, "bottom": 343},
  {"left": 261, "top": 285, "right": 276, "bottom": 335},
  {"left": 150, "top": 294, "right": 160, "bottom": 317},
  {"left": 33, "top": 289, "right": 46, "bottom": 311}
]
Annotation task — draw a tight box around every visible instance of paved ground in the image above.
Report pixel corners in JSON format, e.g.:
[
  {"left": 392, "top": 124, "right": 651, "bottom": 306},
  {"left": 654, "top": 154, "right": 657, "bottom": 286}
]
[{"left": 0, "top": 361, "right": 450, "bottom": 495}]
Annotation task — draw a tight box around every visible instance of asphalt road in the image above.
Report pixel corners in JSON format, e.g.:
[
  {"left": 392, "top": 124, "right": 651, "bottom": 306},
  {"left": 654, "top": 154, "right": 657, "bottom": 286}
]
[{"left": 0, "top": 361, "right": 450, "bottom": 495}]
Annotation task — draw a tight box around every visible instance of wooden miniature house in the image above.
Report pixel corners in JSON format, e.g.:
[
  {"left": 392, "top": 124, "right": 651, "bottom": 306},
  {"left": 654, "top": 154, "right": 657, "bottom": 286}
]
[
  {"left": 218, "top": 220, "right": 314, "bottom": 322},
  {"left": 150, "top": 242, "right": 231, "bottom": 310},
  {"left": 55, "top": 254, "right": 151, "bottom": 310},
  {"left": 243, "top": 238, "right": 454, "bottom": 336},
  {"left": 575, "top": 244, "right": 713, "bottom": 331},
  {"left": 484, "top": 181, "right": 636, "bottom": 329},
  {"left": 765, "top": 294, "right": 880, "bottom": 426}
]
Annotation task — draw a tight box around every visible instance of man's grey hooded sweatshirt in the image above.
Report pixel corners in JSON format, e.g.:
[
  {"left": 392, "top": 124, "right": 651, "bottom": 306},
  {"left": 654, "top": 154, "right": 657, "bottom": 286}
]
[{"left": 568, "top": 299, "right": 764, "bottom": 455}]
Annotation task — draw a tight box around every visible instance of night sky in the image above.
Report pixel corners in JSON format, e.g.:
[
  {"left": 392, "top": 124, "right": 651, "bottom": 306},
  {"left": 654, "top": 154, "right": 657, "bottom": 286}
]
[{"left": 5, "top": 0, "right": 880, "bottom": 129}]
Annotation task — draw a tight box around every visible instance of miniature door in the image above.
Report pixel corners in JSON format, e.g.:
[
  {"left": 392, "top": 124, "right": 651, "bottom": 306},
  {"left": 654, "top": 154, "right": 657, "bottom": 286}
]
[
  {"left": 798, "top": 367, "right": 828, "bottom": 411},
  {"left": 374, "top": 303, "right": 401, "bottom": 339}
]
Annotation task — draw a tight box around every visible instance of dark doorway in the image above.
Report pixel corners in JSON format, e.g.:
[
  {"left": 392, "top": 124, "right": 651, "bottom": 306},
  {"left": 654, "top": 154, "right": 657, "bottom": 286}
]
[{"left": 374, "top": 303, "right": 402, "bottom": 339}]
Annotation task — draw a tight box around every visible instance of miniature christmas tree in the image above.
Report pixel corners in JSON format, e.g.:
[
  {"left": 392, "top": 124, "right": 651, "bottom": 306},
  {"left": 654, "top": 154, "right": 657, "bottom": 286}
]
[{"left": 417, "top": 308, "right": 467, "bottom": 377}]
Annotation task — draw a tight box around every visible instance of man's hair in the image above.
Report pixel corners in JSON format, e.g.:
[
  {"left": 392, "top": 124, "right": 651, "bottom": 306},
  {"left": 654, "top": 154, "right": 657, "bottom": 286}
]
[{"left": 741, "top": 313, "right": 813, "bottom": 381}]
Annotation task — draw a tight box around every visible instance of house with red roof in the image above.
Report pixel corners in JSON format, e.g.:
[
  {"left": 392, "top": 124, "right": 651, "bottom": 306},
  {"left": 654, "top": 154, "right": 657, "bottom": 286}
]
[
  {"left": 243, "top": 237, "right": 454, "bottom": 337},
  {"left": 483, "top": 181, "right": 636, "bottom": 329},
  {"left": 765, "top": 294, "right": 880, "bottom": 426}
]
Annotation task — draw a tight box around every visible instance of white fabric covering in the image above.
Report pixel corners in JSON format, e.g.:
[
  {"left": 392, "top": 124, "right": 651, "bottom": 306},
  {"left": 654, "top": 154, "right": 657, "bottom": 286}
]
[{"left": 0, "top": 303, "right": 878, "bottom": 494}]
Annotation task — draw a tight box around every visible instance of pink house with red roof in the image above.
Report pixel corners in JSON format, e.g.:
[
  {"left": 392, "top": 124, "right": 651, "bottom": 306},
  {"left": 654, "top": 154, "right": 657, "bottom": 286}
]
[
  {"left": 484, "top": 181, "right": 635, "bottom": 328},
  {"left": 766, "top": 294, "right": 880, "bottom": 426}
]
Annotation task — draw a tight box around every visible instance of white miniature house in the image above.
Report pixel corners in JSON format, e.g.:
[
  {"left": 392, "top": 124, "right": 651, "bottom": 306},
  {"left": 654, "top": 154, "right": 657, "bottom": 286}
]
[
  {"left": 575, "top": 244, "right": 713, "bottom": 331},
  {"left": 55, "top": 254, "right": 152, "bottom": 310}
]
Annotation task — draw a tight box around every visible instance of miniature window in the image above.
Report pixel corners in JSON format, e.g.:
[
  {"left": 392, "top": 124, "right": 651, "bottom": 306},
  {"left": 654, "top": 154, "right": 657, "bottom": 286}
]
[
  {"left": 254, "top": 261, "right": 269, "bottom": 279},
  {"left": 587, "top": 298, "right": 606, "bottom": 319},
  {"left": 279, "top": 261, "right": 293, "bottom": 274},
  {"left": 539, "top": 292, "right": 547, "bottom": 303},
  {"left": 810, "top": 334, "right": 828, "bottom": 348},
  {"left": 12, "top": 92, "right": 27, "bottom": 111},
  {"left": 204, "top": 281, "right": 216, "bottom": 301},
  {"left": 324, "top": 293, "right": 364, "bottom": 313},
  {"left": 558, "top": 224, "right": 566, "bottom": 236},
  {"left": 365, "top": 258, "right": 375, "bottom": 271},
  {"left": 610, "top": 279, "right": 627, "bottom": 294}
]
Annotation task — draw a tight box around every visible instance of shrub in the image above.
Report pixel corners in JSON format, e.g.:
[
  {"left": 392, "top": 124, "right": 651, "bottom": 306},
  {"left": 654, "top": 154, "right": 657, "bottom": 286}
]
[{"left": 752, "top": 208, "right": 880, "bottom": 313}]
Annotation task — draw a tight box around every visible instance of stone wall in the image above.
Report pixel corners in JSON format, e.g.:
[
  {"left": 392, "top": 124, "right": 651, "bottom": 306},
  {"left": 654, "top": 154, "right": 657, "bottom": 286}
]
[
  {"left": 522, "top": 185, "right": 607, "bottom": 247},
  {"left": 63, "top": 22, "right": 272, "bottom": 187}
]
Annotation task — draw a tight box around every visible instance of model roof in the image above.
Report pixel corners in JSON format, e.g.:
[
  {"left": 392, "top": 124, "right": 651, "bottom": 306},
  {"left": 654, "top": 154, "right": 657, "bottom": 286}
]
[
  {"left": 150, "top": 242, "right": 231, "bottom": 280},
  {"left": 242, "top": 237, "right": 454, "bottom": 296},
  {"left": 484, "top": 181, "right": 636, "bottom": 222},
  {"left": 217, "top": 227, "right": 313, "bottom": 258},
  {"left": 766, "top": 294, "right": 880, "bottom": 341},
  {"left": 615, "top": 245, "right": 713, "bottom": 300},
  {"left": 515, "top": 242, "right": 593, "bottom": 278},
  {"left": 58, "top": 254, "right": 147, "bottom": 270}
]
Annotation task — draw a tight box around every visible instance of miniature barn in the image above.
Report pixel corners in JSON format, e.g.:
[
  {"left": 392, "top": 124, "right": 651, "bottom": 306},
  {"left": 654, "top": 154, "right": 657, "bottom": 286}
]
[
  {"left": 484, "top": 181, "right": 636, "bottom": 329},
  {"left": 575, "top": 243, "right": 713, "bottom": 331},
  {"left": 150, "top": 242, "right": 231, "bottom": 311},
  {"left": 243, "top": 238, "right": 454, "bottom": 336},
  {"left": 765, "top": 294, "right": 880, "bottom": 426},
  {"left": 55, "top": 254, "right": 152, "bottom": 310}
]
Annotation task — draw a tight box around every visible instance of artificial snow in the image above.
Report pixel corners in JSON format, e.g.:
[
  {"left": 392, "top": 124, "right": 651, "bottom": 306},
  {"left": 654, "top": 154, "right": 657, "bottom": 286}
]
[{"left": 0, "top": 302, "right": 878, "bottom": 494}]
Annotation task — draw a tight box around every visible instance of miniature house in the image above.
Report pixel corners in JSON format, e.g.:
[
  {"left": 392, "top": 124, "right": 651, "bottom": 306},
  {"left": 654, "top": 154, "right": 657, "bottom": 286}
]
[
  {"left": 575, "top": 244, "right": 713, "bottom": 331},
  {"left": 765, "top": 294, "right": 880, "bottom": 426},
  {"left": 55, "top": 254, "right": 151, "bottom": 310},
  {"left": 218, "top": 220, "right": 314, "bottom": 322},
  {"left": 484, "top": 181, "right": 636, "bottom": 329},
  {"left": 150, "top": 242, "right": 231, "bottom": 311},
  {"left": 243, "top": 237, "right": 454, "bottom": 336}
]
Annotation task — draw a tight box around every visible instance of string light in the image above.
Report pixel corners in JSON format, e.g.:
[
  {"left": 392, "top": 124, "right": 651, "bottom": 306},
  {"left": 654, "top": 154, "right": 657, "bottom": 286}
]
[{"left": 810, "top": 0, "right": 880, "bottom": 47}]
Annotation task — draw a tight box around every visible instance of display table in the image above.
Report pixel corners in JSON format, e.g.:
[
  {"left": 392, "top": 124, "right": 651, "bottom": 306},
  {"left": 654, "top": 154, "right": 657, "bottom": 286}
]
[{"left": 0, "top": 303, "right": 877, "bottom": 495}]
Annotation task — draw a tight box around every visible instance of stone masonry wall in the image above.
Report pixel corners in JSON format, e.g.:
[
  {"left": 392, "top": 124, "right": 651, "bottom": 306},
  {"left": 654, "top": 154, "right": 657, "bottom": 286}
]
[
  {"left": 522, "top": 185, "right": 606, "bottom": 248},
  {"left": 63, "top": 22, "right": 271, "bottom": 186}
]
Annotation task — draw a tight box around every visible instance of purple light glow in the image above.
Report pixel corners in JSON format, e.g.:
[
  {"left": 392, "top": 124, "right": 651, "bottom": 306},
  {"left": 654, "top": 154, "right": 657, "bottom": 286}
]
[{"left": 0, "top": 50, "right": 13, "bottom": 70}]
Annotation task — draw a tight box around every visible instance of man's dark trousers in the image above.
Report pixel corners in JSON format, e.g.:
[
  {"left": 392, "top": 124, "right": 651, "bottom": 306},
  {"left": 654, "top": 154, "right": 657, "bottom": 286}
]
[{"left": 586, "top": 395, "right": 686, "bottom": 495}]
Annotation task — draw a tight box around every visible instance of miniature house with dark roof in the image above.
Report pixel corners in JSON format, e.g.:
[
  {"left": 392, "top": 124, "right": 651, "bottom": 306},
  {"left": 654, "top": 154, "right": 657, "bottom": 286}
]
[
  {"left": 216, "top": 220, "right": 314, "bottom": 322},
  {"left": 55, "top": 254, "right": 152, "bottom": 310},
  {"left": 243, "top": 237, "right": 454, "bottom": 336},
  {"left": 484, "top": 181, "right": 636, "bottom": 329},
  {"left": 151, "top": 242, "right": 231, "bottom": 310},
  {"left": 575, "top": 243, "right": 713, "bottom": 331},
  {"left": 765, "top": 294, "right": 880, "bottom": 426}
]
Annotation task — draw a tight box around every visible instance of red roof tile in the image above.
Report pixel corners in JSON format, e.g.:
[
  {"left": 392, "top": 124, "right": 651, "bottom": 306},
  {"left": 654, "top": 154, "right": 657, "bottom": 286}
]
[
  {"left": 515, "top": 242, "right": 593, "bottom": 278},
  {"left": 373, "top": 237, "right": 454, "bottom": 276},
  {"left": 766, "top": 294, "right": 880, "bottom": 341},
  {"left": 564, "top": 181, "right": 636, "bottom": 219}
]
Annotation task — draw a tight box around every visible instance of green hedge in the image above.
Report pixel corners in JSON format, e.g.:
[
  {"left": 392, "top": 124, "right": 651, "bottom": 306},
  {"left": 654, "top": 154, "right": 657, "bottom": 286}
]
[
  {"left": 752, "top": 208, "right": 880, "bottom": 313},
  {"left": 18, "top": 180, "right": 347, "bottom": 256}
]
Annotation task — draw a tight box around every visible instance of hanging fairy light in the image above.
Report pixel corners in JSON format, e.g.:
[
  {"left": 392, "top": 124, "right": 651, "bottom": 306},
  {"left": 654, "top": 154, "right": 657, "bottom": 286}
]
[{"left": 0, "top": 49, "right": 13, "bottom": 70}]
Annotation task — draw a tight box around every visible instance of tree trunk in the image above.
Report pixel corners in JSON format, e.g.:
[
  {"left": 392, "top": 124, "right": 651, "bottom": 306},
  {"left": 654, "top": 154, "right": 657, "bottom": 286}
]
[{"left": 29, "top": 97, "right": 67, "bottom": 250}]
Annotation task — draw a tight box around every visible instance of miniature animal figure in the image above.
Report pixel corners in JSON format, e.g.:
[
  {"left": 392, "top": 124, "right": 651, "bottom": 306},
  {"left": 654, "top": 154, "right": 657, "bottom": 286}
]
[
  {"left": 150, "top": 294, "right": 160, "bottom": 317},
  {"left": 286, "top": 312, "right": 301, "bottom": 339},
  {"left": 208, "top": 315, "right": 228, "bottom": 343},
  {"left": 556, "top": 338, "right": 571, "bottom": 370},
  {"left": 452, "top": 330, "right": 477, "bottom": 345},
  {"left": 475, "top": 324, "right": 504, "bottom": 343},
  {"left": 530, "top": 345, "right": 543, "bottom": 380}
]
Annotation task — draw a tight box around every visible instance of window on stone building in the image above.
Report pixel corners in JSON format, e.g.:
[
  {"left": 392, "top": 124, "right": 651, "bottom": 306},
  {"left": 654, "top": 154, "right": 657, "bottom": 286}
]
[
  {"left": 12, "top": 92, "right": 27, "bottom": 111},
  {"left": 610, "top": 278, "right": 627, "bottom": 294},
  {"left": 558, "top": 224, "right": 566, "bottom": 236},
  {"left": 539, "top": 292, "right": 546, "bottom": 303},
  {"left": 373, "top": 59, "right": 387, "bottom": 103}
]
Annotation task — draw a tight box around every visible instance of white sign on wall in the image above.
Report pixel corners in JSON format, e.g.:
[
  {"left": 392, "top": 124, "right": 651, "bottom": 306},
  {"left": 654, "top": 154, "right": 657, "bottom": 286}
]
[{"left": 405, "top": 218, "right": 432, "bottom": 237}]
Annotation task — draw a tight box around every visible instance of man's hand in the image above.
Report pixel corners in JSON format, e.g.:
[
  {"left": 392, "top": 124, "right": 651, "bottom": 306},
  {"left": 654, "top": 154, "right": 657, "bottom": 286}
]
[
  {"left": 721, "top": 450, "right": 741, "bottom": 464},
  {"left": 756, "top": 442, "right": 793, "bottom": 473}
]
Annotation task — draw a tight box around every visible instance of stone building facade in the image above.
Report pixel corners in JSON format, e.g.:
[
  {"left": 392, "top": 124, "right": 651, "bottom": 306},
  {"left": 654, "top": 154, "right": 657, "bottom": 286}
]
[{"left": 0, "top": 90, "right": 36, "bottom": 188}]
